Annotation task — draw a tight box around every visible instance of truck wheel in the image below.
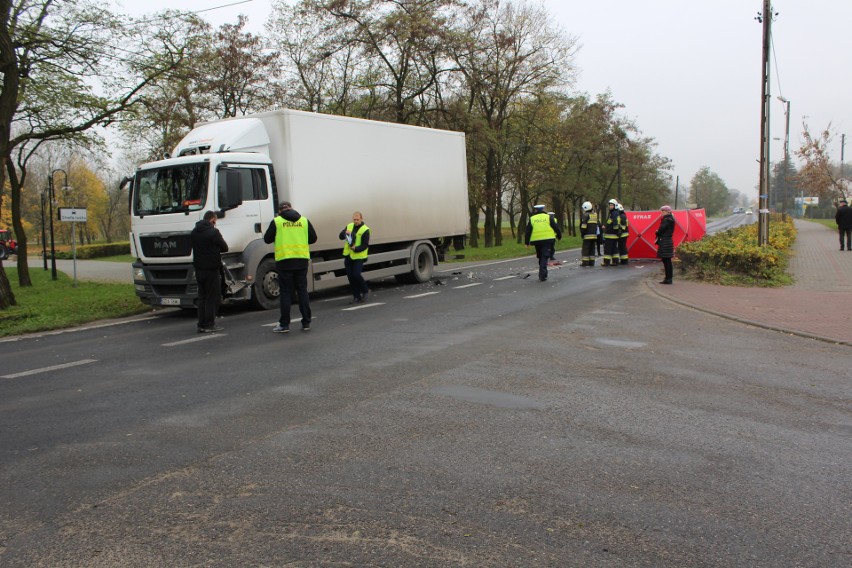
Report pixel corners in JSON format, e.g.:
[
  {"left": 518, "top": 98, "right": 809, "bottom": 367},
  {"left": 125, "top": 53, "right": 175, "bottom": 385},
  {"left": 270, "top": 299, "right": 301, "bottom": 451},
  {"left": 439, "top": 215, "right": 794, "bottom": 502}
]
[
  {"left": 0, "top": 245, "right": 7, "bottom": 261},
  {"left": 250, "top": 258, "right": 279, "bottom": 310},
  {"left": 409, "top": 243, "right": 434, "bottom": 283}
]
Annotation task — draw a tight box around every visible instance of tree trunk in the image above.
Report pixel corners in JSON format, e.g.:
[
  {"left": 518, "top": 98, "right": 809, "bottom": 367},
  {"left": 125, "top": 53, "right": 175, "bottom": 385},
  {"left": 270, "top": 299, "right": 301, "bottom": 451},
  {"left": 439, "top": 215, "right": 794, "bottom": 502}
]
[
  {"left": 468, "top": 206, "right": 479, "bottom": 248},
  {"left": 8, "top": 164, "right": 30, "bottom": 286},
  {"left": 0, "top": 262, "right": 15, "bottom": 308}
]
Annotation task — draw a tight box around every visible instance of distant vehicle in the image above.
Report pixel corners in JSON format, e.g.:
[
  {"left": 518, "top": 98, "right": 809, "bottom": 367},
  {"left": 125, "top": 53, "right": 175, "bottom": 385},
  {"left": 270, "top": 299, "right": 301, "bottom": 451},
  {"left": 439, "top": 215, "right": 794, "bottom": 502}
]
[
  {"left": 0, "top": 228, "right": 17, "bottom": 260},
  {"left": 746, "top": 209, "right": 753, "bottom": 215},
  {"left": 732, "top": 207, "right": 744, "bottom": 214}
]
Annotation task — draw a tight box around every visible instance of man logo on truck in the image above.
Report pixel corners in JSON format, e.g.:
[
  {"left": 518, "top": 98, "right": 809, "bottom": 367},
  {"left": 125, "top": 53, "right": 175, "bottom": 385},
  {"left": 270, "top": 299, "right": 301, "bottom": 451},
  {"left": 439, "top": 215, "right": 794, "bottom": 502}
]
[{"left": 154, "top": 239, "right": 179, "bottom": 251}]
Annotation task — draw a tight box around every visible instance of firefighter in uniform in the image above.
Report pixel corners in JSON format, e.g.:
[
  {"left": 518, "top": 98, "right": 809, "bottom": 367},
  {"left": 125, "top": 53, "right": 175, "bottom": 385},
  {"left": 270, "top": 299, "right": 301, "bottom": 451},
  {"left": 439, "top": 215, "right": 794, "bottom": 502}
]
[
  {"left": 602, "top": 198, "right": 621, "bottom": 266},
  {"left": 579, "top": 201, "right": 598, "bottom": 266},
  {"left": 525, "top": 204, "right": 562, "bottom": 281},
  {"left": 616, "top": 203, "right": 630, "bottom": 265}
]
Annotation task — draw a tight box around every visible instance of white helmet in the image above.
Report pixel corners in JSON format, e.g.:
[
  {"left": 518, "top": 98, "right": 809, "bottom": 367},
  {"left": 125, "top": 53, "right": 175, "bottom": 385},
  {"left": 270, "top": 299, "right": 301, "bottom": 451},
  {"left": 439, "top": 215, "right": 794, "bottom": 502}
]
[
  {"left": 608, "top": 198, "right": 618, "bottom": 206},
  {"left": 581, "top": 201, "right": 592, "bottom": 212},
  {"left": 616, "top": 203, "right": 624, "bottom": 211}
]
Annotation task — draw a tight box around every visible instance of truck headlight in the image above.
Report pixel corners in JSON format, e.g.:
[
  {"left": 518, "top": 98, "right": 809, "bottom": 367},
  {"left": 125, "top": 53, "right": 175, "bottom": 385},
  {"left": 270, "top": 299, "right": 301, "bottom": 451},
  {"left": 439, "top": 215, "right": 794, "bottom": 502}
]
[{"left": 133, "top": 267, "right": 145, "bottom": 281}]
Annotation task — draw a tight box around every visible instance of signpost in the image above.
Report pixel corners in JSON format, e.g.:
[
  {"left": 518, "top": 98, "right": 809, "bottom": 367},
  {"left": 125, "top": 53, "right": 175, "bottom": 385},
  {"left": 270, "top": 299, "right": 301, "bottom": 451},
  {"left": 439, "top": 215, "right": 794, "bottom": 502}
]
[{"left": 58, "top": 208, "right": 87, "bottom": 287}]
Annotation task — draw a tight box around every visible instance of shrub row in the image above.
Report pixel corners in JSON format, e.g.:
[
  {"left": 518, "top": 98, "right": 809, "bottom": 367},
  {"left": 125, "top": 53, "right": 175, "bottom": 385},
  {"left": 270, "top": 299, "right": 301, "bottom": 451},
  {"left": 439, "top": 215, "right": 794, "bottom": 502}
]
[
  {"left": 676, "top": 214, "right": 796, "bottom": 286},
  {"left": 54, "top": 241, "right": 131, "bottom": 259}
]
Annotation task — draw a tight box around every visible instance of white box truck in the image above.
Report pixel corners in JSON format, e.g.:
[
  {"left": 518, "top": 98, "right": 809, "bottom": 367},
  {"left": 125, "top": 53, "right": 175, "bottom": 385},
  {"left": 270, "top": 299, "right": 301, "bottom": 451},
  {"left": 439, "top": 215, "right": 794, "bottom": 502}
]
[{"left": 124, "top": 109, "right": 469, "bottom": 310}]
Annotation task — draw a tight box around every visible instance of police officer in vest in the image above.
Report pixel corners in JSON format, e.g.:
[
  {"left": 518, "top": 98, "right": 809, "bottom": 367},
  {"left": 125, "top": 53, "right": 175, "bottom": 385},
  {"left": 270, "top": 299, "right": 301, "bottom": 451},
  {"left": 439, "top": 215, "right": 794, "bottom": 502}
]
[
  {"left": 263, "top": 201, "right": 317, "bottom": 333},
  {"left": 579, "top": 201, "right": 598, "bottom": 267},
  {"left": 525, "top": 204, "right": 562, "bottom": 281},
  {"left": 339, "top": 211, "right": 371, "bottom": 303}
]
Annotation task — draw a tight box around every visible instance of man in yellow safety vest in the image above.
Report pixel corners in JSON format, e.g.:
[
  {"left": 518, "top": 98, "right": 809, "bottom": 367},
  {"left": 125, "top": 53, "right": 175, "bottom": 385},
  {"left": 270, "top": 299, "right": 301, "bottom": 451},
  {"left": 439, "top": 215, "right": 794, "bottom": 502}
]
[
  {"left": 524, "top": 204, "right": 562, "bottom": 281},
  {"left": 263, "top": 201, "right": 317, "bottom": 333},
  {"left": 339, "top": 211, "right": 371, "bottom": 303}
]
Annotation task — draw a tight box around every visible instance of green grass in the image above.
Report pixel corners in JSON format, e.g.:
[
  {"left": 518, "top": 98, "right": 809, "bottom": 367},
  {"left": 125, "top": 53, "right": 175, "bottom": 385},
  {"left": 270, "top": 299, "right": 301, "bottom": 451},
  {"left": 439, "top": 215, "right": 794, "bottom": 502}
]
[
  {"left": 806, "top": 218, "right": 837, "bottom": 231},
  {"left": 0, "top": 267, "right": 150, "bottom": 337},
  {"left": 448, "top": 233, "right": 583, "bottom": 262}
]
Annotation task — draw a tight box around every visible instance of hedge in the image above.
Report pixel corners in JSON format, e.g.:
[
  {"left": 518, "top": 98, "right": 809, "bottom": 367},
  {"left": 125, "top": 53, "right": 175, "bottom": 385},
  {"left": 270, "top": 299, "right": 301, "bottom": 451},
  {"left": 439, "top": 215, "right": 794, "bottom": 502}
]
[
  {"left": 676, "top": 214, "right": 796, "bottom": 286},
  {"left": 53, "top": 241, "right": 131, "bottom": 259}
]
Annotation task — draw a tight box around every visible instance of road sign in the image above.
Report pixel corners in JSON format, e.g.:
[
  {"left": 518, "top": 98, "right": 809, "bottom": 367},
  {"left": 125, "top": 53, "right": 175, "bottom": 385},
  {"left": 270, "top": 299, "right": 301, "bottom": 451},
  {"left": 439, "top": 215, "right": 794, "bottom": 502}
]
[{"left": 58, "top": 208, "right": 87, "bottom": 222}]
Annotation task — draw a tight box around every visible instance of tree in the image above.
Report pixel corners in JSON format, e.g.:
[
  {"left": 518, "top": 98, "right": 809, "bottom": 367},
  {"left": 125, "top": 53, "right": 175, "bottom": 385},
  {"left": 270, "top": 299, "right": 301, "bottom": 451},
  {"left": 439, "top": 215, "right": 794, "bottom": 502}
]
[
  {"left": 795, "top": 121, "right": 846, "bottom": 203},
  {"left": 0, "top": 1, "right": 205, "bottom": 309},
  {"left": 449, "top": 0, "right": 577, "bottom": 246},
  {"left": 689, "top": 167, "right": 729, "bottom": 215}
]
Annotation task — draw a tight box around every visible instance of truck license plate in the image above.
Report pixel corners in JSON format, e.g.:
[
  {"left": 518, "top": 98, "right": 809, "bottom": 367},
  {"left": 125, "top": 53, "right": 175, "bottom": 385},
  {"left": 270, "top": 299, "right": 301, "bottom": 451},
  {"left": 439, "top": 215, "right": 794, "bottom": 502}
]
[{"left": 161, "top": 298, "right": 181, "bottom": 306}]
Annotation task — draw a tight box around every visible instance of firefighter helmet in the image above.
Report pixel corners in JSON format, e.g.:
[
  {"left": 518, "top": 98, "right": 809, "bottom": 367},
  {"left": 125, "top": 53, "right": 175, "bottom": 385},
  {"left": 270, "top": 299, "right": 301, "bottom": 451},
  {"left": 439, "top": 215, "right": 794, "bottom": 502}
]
[
  {"left": 608, "top": 198, "right": 618, "bottom": 206},
  {"left": 581, "top": 201, "right": 592, "bottom": 212}
]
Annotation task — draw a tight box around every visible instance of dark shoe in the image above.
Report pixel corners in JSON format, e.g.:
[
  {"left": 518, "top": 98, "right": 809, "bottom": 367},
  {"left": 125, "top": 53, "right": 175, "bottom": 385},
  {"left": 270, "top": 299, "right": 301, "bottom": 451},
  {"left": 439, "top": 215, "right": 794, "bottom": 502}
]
[
  {"left": 198, "top": 327, "right": 209, "bottom": 333},
  {"left": 272, "top": 325, "right": 290, "bottom": 333},
  {"left": 660, "top": 279, "right": 672, "bottom": 284},
  {"left": 208, "top": 326, "right": 224, "bottom": 332},
  {"left": 301, "top": 323, "right": 311, "bottom": 332}
]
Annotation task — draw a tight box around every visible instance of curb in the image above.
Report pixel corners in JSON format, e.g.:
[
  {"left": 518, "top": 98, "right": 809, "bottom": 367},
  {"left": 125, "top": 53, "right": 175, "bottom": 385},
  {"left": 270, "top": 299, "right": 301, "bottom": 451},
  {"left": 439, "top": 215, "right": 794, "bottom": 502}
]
[{"left": 645, "top": 279, "right": 852, "bottom": 348}]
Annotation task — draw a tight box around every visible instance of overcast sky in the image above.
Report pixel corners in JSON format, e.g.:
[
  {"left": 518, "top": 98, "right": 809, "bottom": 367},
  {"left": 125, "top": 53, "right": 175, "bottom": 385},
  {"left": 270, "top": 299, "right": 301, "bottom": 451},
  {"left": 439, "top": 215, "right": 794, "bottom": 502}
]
[{"left": 114, "top": 0, "right": 852, "bottom": 198}]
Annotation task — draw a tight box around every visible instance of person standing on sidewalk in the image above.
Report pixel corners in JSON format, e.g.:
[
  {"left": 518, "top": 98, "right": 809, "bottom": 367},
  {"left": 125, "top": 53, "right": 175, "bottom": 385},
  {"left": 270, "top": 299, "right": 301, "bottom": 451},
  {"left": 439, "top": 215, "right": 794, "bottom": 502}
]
[
  {"left": 264, "top": 201, "right": 317, "bottom": 333},
  {"left": 835, "top": 198, "right": 852, "bottom": 251},
  {"left": 655, "top": 205, "right": 675, "bottom": 284},
  {"left": 191, "top": 210, "right": 228, "bottom": 333},
  {"left": 340, "top": 211, "right": 371, "bottom": 303},
  {"left": 525, "top": 204, "right": 561, "bottom": 281}
]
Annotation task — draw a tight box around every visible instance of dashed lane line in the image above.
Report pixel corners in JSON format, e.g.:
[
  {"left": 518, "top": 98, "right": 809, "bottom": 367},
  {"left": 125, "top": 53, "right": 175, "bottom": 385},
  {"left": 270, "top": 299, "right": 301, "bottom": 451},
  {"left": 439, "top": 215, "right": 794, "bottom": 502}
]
[
  {"left": 403, "top": 292, "right": 441, "bottom": 299},
  {"left": 2, "top": 359, "right": 98, "bottom": 379},
  {"left": 453, "top": 283, "right": 483, "bottom": 289},
  {"left": 492, "top": 275, "right": 517, "bottom": 281},
  {"left": 342, "top": 302, "right": 385, "bottom": 311},
  {"left": 162, "top": 334, "right": 226, "bottom": 347}
]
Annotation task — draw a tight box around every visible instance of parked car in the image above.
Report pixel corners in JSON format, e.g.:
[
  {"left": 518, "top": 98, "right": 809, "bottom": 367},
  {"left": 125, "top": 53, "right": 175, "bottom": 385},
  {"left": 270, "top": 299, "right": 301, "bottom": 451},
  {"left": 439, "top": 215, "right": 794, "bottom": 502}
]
[{"left": 746, "top": 209, "right": 753, "bottom": 215}]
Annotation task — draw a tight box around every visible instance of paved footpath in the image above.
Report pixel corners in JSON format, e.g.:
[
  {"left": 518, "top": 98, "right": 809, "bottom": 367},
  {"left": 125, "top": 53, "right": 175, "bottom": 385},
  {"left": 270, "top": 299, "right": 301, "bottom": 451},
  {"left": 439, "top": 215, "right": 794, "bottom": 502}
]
[{"left": 650, "top": 219, "right": 852, "bottom": 346}]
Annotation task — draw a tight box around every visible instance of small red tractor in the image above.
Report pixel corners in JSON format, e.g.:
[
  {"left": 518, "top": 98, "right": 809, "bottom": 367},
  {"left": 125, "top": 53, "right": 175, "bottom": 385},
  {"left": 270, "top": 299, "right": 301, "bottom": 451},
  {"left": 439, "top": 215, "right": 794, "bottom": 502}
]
[{"left": 0, "top": 228, "right": 17, "bottom": 260}]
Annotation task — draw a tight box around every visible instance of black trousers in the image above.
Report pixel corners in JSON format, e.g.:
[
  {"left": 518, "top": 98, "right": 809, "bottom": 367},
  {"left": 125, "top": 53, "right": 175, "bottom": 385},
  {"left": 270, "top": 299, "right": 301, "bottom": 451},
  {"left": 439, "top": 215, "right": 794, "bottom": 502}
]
[
  {"left": 532, "top": 240, "right": 553, "bottom": 280},
  {"left": 277, "top": 267, "right": 311, "bottom": 327},
  {"left": 344, "top": 256, "right": 369, "bottom": 299},
  {"left": 661, "top": 257, "right": 673, "bottom": 282},
  {"left": 839, "top": 227, "right": 851, "bottom": 250},
  {"left": 195, "top": 268, "right": 221, "bottom": 329}
]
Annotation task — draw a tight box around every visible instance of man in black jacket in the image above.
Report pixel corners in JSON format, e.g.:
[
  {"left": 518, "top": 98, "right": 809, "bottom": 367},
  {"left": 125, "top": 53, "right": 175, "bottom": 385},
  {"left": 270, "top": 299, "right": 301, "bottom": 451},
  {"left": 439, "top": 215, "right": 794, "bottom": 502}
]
[
  {"left": 191, "top": 210, "right": 229, "bottom": 332},
  {"left": 835, "top": 198, "right": 852, "bottom": 251}
]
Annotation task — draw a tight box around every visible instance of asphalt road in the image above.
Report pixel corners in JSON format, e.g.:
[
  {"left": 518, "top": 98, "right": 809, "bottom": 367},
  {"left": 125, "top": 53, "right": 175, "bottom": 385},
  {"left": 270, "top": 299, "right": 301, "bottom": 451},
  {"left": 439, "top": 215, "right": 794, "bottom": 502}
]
[{"left": 1, "top": 252, "right": 849, "bottom": 567}]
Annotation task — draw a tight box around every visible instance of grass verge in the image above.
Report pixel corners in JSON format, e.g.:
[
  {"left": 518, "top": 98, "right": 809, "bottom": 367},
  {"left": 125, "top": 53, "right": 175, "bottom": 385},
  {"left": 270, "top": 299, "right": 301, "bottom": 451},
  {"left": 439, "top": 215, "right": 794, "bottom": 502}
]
[
  {"left": 448, "top": 233, "right": 583, "bottom": 262},
  {"left": 0, "top": 267, "right": 150, "bottom": 337}
]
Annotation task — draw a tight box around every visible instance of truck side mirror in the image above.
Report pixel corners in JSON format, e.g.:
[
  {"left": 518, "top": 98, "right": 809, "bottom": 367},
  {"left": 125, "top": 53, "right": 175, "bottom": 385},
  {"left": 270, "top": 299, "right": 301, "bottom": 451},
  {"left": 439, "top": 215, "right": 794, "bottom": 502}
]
[{"left": 217, "top": 168, "right": 244, "bottom": 217}]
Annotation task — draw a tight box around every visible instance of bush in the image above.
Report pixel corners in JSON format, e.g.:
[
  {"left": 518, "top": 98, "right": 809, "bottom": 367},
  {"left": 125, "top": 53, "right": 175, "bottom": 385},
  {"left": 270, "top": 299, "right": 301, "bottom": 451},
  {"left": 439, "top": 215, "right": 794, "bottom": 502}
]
[
  {"left": 677, "top": 214, "right": 795, "bottom": 286},
  {"left": 54, "top": 241, "right": 130, "bottom": 259}
]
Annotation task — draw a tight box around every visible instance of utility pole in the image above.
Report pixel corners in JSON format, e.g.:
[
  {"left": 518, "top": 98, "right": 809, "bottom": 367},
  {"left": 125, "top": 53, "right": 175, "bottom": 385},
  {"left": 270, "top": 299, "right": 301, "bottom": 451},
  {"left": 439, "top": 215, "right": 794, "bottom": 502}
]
[
  {"left": 674, "top": 175, "right": 679, "bottom": 209},
  {"left": 757, "top": 0, "right": 773, "bottom": 246},
  {"left": 778, "top": 96, "right": 790, "bottom": 215}
]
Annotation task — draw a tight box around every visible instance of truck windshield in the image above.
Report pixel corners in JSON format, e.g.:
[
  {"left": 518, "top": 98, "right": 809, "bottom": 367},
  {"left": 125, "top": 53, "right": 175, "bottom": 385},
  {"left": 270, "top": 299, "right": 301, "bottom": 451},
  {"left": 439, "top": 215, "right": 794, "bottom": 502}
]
[{"left": 133, "top": 163, "right": 209, "bottom": 216}]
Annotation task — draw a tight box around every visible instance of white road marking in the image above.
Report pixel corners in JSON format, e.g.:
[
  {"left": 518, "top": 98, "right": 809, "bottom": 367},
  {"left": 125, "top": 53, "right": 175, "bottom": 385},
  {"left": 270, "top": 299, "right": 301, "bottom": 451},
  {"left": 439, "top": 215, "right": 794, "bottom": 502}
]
[
  {"left": 162, "top": 335, "right": 226, "bottom": 347},
  {"left": 342, "top": 302, "right": 385, "bottom": 311},
  {"left": 454, "top": 282, "right": 483, "bottom": 289},
  {"left": 2, "top": 359, "right": 98, "bottom": 379},
  {"left": 404, "top": 292, "right": 441, "bottom": 299},
  {"left": 492, "top": 275, "right": 517, "bottom": 281}
]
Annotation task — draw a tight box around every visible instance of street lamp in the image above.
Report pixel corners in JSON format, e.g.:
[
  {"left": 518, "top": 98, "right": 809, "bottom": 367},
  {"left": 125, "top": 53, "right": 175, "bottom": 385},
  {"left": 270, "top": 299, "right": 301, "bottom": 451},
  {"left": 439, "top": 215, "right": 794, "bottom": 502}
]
[
  {"left": 48, "top": 169, "right": 68, "bottom": 280},
  {"left": 40, "top": 189, "right": 47, "bottom": 270}
]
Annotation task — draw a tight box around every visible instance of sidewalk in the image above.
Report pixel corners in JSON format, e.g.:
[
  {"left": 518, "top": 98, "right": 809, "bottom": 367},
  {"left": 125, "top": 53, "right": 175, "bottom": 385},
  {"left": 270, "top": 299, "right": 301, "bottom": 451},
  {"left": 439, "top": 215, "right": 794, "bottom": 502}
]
[{"left": 649, "top": 219, "right": 852, "bottom": 346}]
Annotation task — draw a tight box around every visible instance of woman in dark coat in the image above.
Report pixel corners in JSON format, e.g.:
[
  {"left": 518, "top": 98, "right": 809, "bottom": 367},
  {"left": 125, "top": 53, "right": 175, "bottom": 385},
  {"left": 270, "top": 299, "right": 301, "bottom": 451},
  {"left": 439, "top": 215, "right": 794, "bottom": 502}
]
[{"left": 655, "top": 205, "right": 675, "bottom": 284}]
